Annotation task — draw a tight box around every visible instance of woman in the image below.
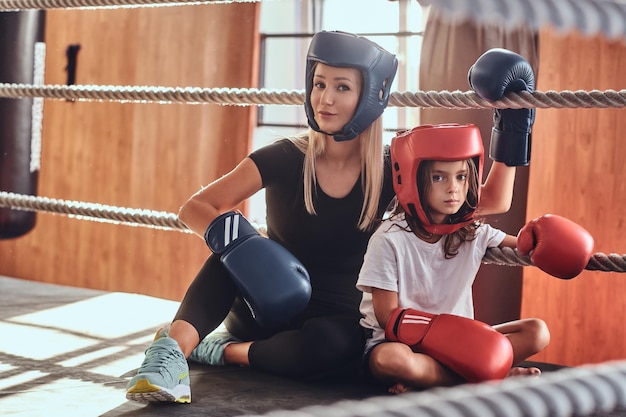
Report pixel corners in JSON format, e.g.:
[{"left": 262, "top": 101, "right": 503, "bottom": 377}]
[{"left": 125, "top": 31, "right": 516, "bottom": 404}]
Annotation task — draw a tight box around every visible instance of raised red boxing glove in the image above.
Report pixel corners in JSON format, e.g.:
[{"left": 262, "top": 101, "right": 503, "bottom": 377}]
[
  {"left": 517, "top": 214, "right": 594, "bottom": 279},
  {"left": 385, "top": 308, "right": 513, "bottom": 383}
]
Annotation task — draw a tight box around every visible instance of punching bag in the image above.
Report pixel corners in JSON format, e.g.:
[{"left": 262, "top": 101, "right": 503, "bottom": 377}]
[{"left": 0, "top": 10, "right": 46, "bottom": 238}]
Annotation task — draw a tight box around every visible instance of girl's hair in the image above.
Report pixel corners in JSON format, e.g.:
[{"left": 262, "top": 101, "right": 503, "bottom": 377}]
[
  {"left": 289, "top": 117, "right": 384, "bottom": 231},
  {"left": 389, "top": 157, "right": 481, "bottom": 258}
]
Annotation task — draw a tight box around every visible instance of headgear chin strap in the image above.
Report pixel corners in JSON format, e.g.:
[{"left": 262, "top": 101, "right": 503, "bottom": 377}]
[
  {"left": 305, "top": 31, "right": 398, "bottom": 142},
  {"left": 391, "top": 124, "right": 485, "bottom": 235}
]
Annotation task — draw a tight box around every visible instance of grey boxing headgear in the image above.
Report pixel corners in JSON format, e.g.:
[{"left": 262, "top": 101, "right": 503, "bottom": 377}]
[
  {"left": 305, "top": 31, "right": 398, "bottom": 141},
  {"left": 391, "top": 124, "right": 484, "bottom": 235}
]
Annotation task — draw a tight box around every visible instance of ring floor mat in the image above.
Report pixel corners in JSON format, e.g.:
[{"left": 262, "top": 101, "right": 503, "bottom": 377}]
[{"left": 1, "top": 275, "right": 623, "bottom": 417}]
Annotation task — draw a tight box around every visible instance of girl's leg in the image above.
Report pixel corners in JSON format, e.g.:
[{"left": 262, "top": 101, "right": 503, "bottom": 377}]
[
  {"left": 493, "top": 318, "right": 550, "bottom": 366},
  {"left": 368, "top": 342, "right": 463, "bottom": 392}
]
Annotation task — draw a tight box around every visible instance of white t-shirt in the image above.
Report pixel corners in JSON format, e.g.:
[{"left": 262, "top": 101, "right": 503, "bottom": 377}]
[{"left": 357, "top": 214, "right": 506, "bottom": 353}]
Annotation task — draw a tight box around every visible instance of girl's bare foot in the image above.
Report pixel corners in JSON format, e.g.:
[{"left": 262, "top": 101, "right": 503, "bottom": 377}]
[
  {"left": 507, "top": 366, "right": 541, "bottom": 377},
  {"left": 386, "top": 368, "right": 538, "bottom": 394},
  {"left": 388, "top": 382, "right": 411, "bottom": 394}
]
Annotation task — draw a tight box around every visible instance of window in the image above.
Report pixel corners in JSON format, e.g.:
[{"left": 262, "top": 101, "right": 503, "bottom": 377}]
[{"left": 249, "top": 0, "right": 427, "bottom": 223}]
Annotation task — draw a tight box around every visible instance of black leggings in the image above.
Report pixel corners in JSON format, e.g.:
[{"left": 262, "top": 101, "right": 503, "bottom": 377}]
[{"left": 174, "top": 255, "right": 366, "bottom": 380}]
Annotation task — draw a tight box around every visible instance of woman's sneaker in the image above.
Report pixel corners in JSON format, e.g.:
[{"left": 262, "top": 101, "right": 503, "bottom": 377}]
[
  {"left": 156, "top": 323, "right": 239, "bottom": 366},
  {"left": 125, "top": 337, "right": 191, "bottom": 403},
  {"left": 189, "top": 330, "right": 240, "bottom": 366}
]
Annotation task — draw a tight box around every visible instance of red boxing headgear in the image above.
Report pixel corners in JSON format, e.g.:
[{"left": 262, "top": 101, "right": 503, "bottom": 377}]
[{"left": 391, "top": 124, "right": 484, "bottom": 235}]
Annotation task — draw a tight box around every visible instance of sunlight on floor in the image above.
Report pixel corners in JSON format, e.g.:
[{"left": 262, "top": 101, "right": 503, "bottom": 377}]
[
  {"left": 0, "top": 322, "right": 99, "bottom": 360},
  {"left": 9, "top": 292, "right": 179, "bottom": 339},
  {"left": 1, "top": 378, "right": 126, "bottom": 417},
  {"left": 0, "top": 287, "right": 179, "bottom": 416}
]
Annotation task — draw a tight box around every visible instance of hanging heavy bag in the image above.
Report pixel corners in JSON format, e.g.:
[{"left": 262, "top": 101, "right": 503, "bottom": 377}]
[{"left": 0, "top": 10, "right": 46, "bottom": 239}]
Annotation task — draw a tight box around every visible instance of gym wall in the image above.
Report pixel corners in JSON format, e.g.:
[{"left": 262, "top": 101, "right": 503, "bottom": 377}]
[
  {"left": 0, "top": 4, "right": 260, "bottom": 301},
  {"left": 521, "top": 28, "right": 626, "bottom": 367}
]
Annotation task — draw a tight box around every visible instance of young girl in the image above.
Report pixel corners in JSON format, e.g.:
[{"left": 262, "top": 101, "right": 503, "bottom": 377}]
[{"left": 357, "top": 123, "right": 590, "bottom": 394}]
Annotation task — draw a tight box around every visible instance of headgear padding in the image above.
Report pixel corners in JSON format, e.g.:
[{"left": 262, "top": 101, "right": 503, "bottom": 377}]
[
  {"left": 305, "top": 31, "right": 398, "bottom": 141},
  {"left": 391, "top": 124, "right": 484, "bottom": 235}
]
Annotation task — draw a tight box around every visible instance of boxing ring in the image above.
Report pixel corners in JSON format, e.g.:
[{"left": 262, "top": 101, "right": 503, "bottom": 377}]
[{"left": 0, "top": 0, "right": 625, "bottom": 416}]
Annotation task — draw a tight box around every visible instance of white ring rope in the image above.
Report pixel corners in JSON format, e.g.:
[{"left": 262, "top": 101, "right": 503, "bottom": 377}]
[
  {"left": 2, "top": 83, "right": 626, "bottom": 109},
  {"left": 0, "top": 0, "right": 258, "bottom": 11},
  {"left": 2, "top": 0, "right": 626, "bottom": 45},
  {"left": 241, "top": 359, "right": 626, "bottom": 417},
  {"left": 2, "top": 190, "right": 625, "bottom": 273},
  {"left": 0, "top": 191, "right": 188, "bottom": 231},
  {"left": 426, "top": 0, "right": 626, "bottom": 41}
]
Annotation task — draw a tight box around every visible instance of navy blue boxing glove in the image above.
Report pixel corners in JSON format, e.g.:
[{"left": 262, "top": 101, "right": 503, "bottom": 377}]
[
  {"left": 468, "top": 48, "right": 536, "bottom": 166},
  {"left": 205, "top": 211, "right": 311, "bottom": 328}
]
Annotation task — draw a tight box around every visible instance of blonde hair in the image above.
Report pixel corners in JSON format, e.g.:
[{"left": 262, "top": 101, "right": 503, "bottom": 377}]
[{"left": 289, "top": 117, "right": 384, "bottom": 231}]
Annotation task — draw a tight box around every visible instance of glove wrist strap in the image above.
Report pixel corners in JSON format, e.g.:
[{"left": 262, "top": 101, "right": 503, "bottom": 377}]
[
  {"left": 490, "top": 128, "right": 531, "bottom": 166},
  {"left": 204, "top": 211, "right": 259, "bottom": 254}
]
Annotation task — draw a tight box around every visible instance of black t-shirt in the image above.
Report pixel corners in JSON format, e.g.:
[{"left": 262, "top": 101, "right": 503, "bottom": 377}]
[{"left": 249, "top": 139, "right": 395, "bottom": 316}]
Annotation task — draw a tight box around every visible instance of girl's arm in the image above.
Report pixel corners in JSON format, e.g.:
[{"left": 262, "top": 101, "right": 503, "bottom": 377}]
[
  {"left": 178, "top": 157, "right": 263, "bottom": 238},
  {"left": 499, "top": 234, "right": 517, "bottom": 249},
  {"left": 477, "top": 161, "right": 516, "bottom": 216},
  {"left": 371, "top": 288, "right": 400, "bottom": 329}
]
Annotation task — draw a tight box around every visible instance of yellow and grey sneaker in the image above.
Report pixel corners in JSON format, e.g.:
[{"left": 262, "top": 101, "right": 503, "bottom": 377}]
[
  {"left": 125, "top": 337, "right": 191, "bottom": 403},
  {"left": 189, "top": 330, "right": 240, "bottom": 366},
  {"left": 157, "top": 323, "right": 240, "bottom": 366}
]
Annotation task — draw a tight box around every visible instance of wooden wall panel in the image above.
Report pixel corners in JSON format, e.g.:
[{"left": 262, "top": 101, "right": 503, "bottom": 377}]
[
  {"left": 521, "top": 29, "right": 626, "bottom": 366},
  {"left": 0, "top": 4, "right": 260, "bottom": 301}
]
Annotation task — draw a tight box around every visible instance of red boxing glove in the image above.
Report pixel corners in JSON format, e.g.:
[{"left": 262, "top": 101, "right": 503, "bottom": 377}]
[
  {"left": 385, "top": 308, "right": 513, "bottom": 383},
  {"left": 517, "top": 214, "right": 594, "bottom": 279}
]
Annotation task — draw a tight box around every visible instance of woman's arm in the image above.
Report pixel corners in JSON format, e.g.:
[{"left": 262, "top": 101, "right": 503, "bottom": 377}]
[
  {"left": 477, "top": 161, "right": 516, "bottom": 215},
  {"left": 178, "top": 157, "right": 263, "bottom": 238},
  {"left": 371, "top": 288, "right": 400, "bottom": 329}
]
